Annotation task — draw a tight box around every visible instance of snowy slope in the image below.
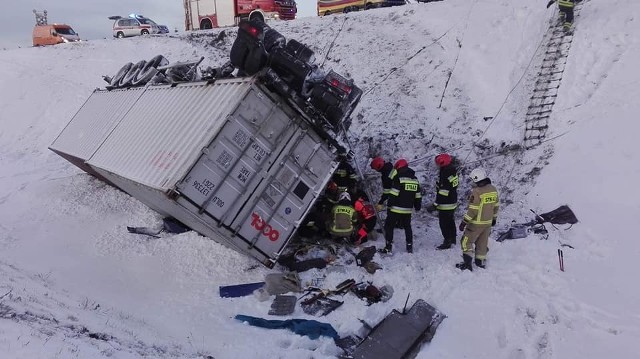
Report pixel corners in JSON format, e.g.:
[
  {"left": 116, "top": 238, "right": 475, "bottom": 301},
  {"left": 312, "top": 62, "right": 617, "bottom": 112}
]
[{"left": 0, "top": 0, "right": 639, "bottom": 358}]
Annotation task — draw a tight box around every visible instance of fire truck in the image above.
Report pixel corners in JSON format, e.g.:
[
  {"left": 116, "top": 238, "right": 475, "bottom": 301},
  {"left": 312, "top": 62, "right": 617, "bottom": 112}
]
[{"left": 183, "top": 0, "right": 297, "bottom": 30}]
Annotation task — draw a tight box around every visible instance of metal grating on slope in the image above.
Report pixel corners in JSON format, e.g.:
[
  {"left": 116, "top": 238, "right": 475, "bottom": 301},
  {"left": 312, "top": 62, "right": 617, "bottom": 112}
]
[{"left": 524, "top": 2, "right": 585, "bottom": 149}]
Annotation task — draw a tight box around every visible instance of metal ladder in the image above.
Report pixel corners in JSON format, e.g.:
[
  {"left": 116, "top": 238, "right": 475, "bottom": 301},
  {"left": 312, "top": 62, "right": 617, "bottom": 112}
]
[{"left": 524, "top": 2, "right": 585, "bottom": 148}]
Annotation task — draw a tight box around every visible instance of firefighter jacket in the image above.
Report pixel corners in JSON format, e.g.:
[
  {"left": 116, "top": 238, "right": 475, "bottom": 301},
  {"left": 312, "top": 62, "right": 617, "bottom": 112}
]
[
  {"left": 558, "top": 0, "right": 575, "bottom": 8},
  {"left": 388, "top": 166, "right": 422, "bottom": 214},
  {"left": 434, "top": 165, "right": 458, "bottom": 211},
  {"left": 355, "top": 198, "right": 376, "bottom": 221},
  {"left": 462, "top": 179, "right": 499, "bottom": 227},
  {"left": 329, "top": 203, "right": 357, "bottom": 235},
  {"left": 333, "top": 161, "right": 358, "bottom": 191},
  {"left": 548, "top": 0, "right": 575, "bottom": 8},
  {"left": 377, "top": 162, "right": 394, "bottom": 205}
]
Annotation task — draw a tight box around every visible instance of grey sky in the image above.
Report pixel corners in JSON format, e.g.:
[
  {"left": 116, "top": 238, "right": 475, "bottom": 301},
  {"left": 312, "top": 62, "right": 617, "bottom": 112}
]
[{"left": 0, "top": 1, "right": 317, "bottom": 50}]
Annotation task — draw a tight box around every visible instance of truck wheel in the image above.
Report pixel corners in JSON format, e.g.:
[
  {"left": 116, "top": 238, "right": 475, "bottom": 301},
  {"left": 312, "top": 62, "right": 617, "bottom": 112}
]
[
  {"left": 141, "top": 29, "right": 149, "bottom": 35},
  {"left": 200, "top": 19, "right": 213, "bottom": 30},
  {"left": 343, "top": 7, "right": 351, "bottom": 13},
  {"left": 323, "top": 11, "right": 331, "bottom": 16},
  {"left": 119, "top": 60, "right": 146, "bottom": 87},
  {"left": 110, "top": 62, "right": 133, "bottom": 88},
  {"left": 116, "top": 32, "right": 125, "bottom": 38},
  {"left": 249, "top": 12, "right": 265, "bottom": 24}
]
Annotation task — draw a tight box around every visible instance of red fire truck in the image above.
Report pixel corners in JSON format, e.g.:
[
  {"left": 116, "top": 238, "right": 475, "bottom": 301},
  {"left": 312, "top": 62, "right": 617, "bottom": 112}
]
[{"left": 183, "top": 0, "right": 297, "bottom": 30}]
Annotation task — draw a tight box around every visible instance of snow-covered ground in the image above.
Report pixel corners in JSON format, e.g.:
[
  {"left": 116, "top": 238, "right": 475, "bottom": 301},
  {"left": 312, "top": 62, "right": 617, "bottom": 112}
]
[{"left": 1, "top": 0, "right": 639, "bottom": 358}]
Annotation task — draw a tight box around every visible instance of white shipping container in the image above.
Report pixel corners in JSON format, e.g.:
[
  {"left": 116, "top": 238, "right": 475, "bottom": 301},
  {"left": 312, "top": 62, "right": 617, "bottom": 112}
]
[{"left": 51, "top": 77, "right": 339, "bottom": 266}]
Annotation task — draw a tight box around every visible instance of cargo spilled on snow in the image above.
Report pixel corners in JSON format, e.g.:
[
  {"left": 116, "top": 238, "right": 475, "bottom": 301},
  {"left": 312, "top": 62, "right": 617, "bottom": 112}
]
[{"left": 49, "top": 20, "right": 362, "bottom": 267}]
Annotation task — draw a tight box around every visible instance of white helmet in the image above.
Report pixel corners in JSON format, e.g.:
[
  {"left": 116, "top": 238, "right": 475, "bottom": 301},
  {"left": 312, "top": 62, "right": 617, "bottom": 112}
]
[
  {"left": 338, "top": 191, "right": 351, "bottom": 202},
  {"left": 469, "top": 168, "right": 488, "bottom": 183}
]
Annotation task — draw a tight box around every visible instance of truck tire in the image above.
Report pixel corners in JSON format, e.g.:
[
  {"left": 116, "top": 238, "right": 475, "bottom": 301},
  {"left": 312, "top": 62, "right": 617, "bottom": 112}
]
[
  {"left": 110, "top": 62, "right": 133, "bottom": 88},
  {"left": 131, "top": 55, "right": 166, "bottom": 86},
  {"left": 141, "top": 29, "right": 149, "bottom": 35},
  {"left": 249, "top": 11, "right": 265, "bottom": 24},
  {"left": 200, "top": 19, "right": 213, "bottom": 30},
  {"left": 323, "top": 11, "right": 331, "bottom": 16},
  {"left": 119, "top": 60, "right": 146, "bottom": 87},
  {"left": 116, "top": 32, "right": 125, "bottom": 38}
]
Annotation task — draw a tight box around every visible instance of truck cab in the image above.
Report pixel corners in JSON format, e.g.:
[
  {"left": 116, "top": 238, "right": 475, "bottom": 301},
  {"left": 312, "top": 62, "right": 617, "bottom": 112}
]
[{"left": 32, "top": 24, "right": 80, "bottom": 46}]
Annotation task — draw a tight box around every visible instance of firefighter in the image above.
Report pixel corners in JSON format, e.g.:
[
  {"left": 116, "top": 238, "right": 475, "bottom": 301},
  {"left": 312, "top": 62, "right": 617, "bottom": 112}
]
[
  {"left": 546, "top": 0, "right": 581, "bottom": 32},
  {"left": 426, "top": 153, "right": 459, "bottom": 250},
  {"left": 380, "top": 159, "right": 422, "bottom": 254},
  {"left": 370, "top": 156, "right": 394, "bottom": 211},
  {"left": 353, "top": 191, "right": 377, "bottom": 246},
  {"left": 327, "top": 191, "right": 357, "bottom": 240},
  {"left": 457, "top": 168, "right": 499, "bottom": 271},
  {"left": 333, "top": 154, "right": 358, "bottom": 195}
]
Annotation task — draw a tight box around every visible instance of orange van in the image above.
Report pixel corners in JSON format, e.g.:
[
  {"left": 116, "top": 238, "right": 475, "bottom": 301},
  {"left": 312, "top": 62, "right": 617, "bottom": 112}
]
[{"left": 32, "top": 24, "right": 80, "bottom": 46}]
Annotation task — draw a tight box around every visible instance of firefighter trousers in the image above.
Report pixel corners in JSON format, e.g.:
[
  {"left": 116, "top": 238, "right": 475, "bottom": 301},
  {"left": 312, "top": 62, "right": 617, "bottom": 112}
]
[
  {"left": 385, "top": 212, "right": 413, "bottom": 248},
  {"left": 438, "top": 209, "right": 457, "bottom": 244},
  {"left": 560, "top": 6, "right": 574, "bottom": 25},
  {"left": 461, "top": 224, "right": 491, "bottom": 260}
]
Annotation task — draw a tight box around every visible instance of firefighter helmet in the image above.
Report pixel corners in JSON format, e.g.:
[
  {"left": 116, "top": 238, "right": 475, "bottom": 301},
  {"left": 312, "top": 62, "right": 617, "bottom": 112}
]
[
  {"left": 394, "top": 159, "right": 408, "bottom": 169},
  {"left": 469, "top": 168, "right": 488, "bottom": 183},
  {"left": 370, "top": 157, "right": 384, "bottom": 171},
  {"left": 435, "top": 153, "right": 452, "bottom": 167}
]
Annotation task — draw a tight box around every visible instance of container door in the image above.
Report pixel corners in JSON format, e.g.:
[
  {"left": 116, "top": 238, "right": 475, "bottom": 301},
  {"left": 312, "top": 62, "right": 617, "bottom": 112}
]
[
  {"left": 176, "top": 85, "right": 336, "bottom": 262},
  {"left": 230, "top": 128, "right": 336, "bottom": 260},
  {"left": 176, "top": 87, "right": 295, "bottom": 225}
]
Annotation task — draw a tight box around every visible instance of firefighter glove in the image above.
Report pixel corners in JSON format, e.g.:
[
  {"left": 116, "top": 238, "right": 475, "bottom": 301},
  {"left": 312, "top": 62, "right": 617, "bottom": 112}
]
[
  {"left": 426, "top": 204, "right": 437, "bottom": 213},
  {"left": 375, "top": 204, "right": 384, "bottom": 212},
  {"left": 492, "top": 218, "right": 496, "bottom": 226},
  {"left": 459, "top": 221, "right": 467, "bottom": 232}
]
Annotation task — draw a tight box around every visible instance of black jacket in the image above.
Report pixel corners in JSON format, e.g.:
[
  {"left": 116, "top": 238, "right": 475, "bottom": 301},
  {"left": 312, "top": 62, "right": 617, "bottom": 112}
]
[
  {"left": 377, "top": 161, "right": 394, "bottom": 205},
  {"left": 388, "top": 166, "right": 422, "bottom": 214},
  {"left": 434, "top": 165, "right": 458, "bottom": 211},
  {"left": 333, "top": 160, "right": 357, "bottom": 190}
]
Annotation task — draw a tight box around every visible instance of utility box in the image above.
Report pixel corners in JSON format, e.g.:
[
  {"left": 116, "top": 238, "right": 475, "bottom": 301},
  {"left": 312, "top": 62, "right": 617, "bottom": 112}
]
[{"left": 50, "top": 77, "right": 339, "bottom": 267}]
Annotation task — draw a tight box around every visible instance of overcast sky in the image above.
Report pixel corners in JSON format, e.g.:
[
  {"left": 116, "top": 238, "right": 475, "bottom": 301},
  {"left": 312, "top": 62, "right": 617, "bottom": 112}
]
[{"left": 0, "top": 0, "right": 317, "bottom": 49}]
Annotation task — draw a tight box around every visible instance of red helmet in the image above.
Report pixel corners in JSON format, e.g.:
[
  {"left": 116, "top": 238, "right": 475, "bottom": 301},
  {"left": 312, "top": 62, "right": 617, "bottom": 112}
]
[
  {"left": 327, "top": 181, "right": 337, "bottom": 192},
  {"left": 394, "top": 159, "right": 408, "bottom": 169},
  {"left": 370, "top": 157, "right": 385, "bottom": 171},
  {"left": 435, "top": 153, "right": 452, "bottom": 167}
]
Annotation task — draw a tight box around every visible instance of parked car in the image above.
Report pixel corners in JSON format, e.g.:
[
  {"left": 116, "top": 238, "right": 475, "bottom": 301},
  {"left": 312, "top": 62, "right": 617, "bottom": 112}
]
[
  {"left": 32, "top": 24, "right": 80, "bottom": 46},
  {"left": 108, "top": 14, "right": 160, "bottom": 38}
]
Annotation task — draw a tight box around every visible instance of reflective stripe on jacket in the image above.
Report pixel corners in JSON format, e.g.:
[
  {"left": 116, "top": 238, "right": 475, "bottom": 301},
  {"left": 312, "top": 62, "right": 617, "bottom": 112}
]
[
  {"left": 378, "top": 162, "right": 394, "bottom": 205},
  {"left": 558, "top": 0, "right": 574, "bottom": 8},
  {"left": 330, "top": 205, "right": 357, "bottom": 234},
  {"left": 463, "top": 183, "right": 499, "bottom": 226},
  {"left": 434, "top": 166, "right": 458, "bottom": 211},
  {"left": 388, "top": 167, "right": 422, "bottom": 214}
]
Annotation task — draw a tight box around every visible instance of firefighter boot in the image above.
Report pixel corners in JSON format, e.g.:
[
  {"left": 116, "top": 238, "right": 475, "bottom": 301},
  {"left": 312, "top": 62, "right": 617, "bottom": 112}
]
[
  {"left": 378, "top": 243, "right": 393, "bottom": 255},
  {"left": 436, "top": 238, "right": 455, "bottom": 250},
  {"left": 455, "top": 254, "right": 473, "bottom": 271},
  {"left": 406, "top": 242, "right": 413, "bottom": 254},
  {"left": 474, "top": 258, "right": 486, "bottom": 269}
]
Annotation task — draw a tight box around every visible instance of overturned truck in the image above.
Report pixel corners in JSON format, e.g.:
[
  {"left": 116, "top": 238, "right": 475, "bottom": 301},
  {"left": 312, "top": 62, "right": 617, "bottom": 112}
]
[{"left": 49, "top": 20, "right": 362, "bottom": 267}]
